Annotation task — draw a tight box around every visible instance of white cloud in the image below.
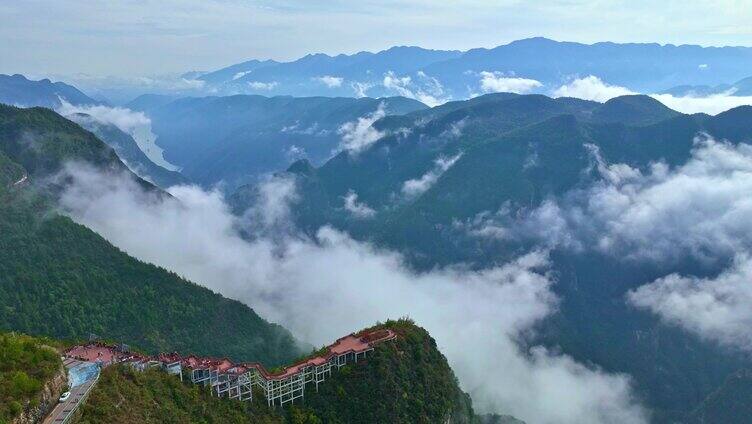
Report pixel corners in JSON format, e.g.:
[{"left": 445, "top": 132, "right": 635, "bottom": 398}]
[
  {"left": 342, "top": 190, "right": 376, "bottom": 219},
  {"left": 552, "top": 75, "right": 636, "bottom": 102},
  {"left": 57, "top": 99, "right": 179, "bottom": 171},
  {"left": 383, "top": 70, "right": 449, "bottom": 107},
  {"left": 552, "top": 75, "right": 752, "bottom": 115},
  {"left": 383, "top": 72, "right": 412, "bottom": 92},
  {"left": 629, "top": 254, "right": 752, "bottom": 351},
  {"left": 285, "top": 145, "right": 307, "bottom": 162},
  {"left": 337, "top": 103, "right": 386, "bottom": 154},
  {"left": 350, "top": 81, "right": 374, "bottom": 98},
  {"left": 651, "top": 92, "right": 752, "bottom": 115},
  {"left": 457, "top": 136, "right": 752, "bottom": 356},
  {"left": 479, "top": 71, "right": 542, "bottom": 94},
  {"left": 241, "top": 175, "right": 299, "bottom": 235},
  {"left": 464, "top": 137, "right": 752, "bottom": 265},
  {"left": 71, "top": 73, "right": 206, "bottom": 91},
  {"left": 280, "top": 122, "right": 327, "bottom": 136},
  {"left": 232, "top": 71, "right": 253, "bottom": 80},
  {"left": 583, "top": 143, "right": 643, "bottom": 186},
  {"left": 440, "top": 117, "right": 467, "bottom": 138},
  {"left": 56, "top": 164, "right": 648, "bottom": 424},
  {"left": 179, "top": 78, "right": 206, "bottom": 89},
  {"left": 402, "top": 153, "right": 463, "bottom": 199},
  {"left": 581, "top": 137, "right": 752, "bottom": 263},
  {"left": 315, "top": 75, "right": 344, "bottom": 88},
  {"left": 462, "top": 200, "right": 579, "bottom": 251},
  {"left": 248, "top": 81, "right": 278, "bottom": 90}
]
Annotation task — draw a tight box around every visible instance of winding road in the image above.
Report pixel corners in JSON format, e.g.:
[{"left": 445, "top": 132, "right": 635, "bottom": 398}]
[{"left": 42, "top": 358, "right": 99, "bottom": 424}]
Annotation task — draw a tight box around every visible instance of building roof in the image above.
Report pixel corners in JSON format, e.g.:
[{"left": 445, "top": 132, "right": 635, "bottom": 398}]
[{"left": 65, "top": 328, "right": 397, "bottom": 382}]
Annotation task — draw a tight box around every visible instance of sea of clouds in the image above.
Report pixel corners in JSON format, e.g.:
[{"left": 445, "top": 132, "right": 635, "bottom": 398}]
[
  {"left": 55, "top": 162, "right": 648, "bottom": 424},
  {"left": 43, "top": 63, "right": 752, "bottom": 424},
  {"left": 462, "top": 136, "right": 752, "bottom": 356}
]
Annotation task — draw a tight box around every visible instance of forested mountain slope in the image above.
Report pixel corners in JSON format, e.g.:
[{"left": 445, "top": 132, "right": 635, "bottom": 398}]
[
  {"left": 0, "top": 74, "right": 100, "bottom": 108},
  {"left": 69, "top": 113, "right": 188, "bottom": 188},
  {"left": 0, "top": 332, "right": 63, "bottom": 424},
  {"left": 0, "top": 105, "right": 299, "bottom": 366},
  {"left": 137, "top": 95, "right": 427, "bottom": 188},
  {"left": 231, "top": 94, "right": 752, "bottom": 421},
  {"left": 76, "top": 320, "right": 483, "bottom": 424},
  {"left": 689, "top": 369, "right": 752, "bottom": 423}
]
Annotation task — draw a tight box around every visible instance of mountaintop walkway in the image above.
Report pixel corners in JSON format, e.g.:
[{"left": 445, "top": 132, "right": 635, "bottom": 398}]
[{"left": 64, "top": 328, "right": 397, "bottom": 407}]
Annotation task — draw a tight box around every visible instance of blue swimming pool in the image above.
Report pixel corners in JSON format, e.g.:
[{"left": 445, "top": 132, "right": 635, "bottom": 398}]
[{"left": 68, "top": 362, "right": 100, "bottom": 388}]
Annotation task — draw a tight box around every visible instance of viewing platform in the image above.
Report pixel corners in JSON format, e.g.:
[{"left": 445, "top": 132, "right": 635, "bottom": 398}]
[{"left": 64, "top": 328, "right": 397, "bottom": 407}]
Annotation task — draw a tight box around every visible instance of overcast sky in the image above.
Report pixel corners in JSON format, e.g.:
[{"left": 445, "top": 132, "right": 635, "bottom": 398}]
[{"left": 2, "top": 0, "right": 752, "bottom": 77}]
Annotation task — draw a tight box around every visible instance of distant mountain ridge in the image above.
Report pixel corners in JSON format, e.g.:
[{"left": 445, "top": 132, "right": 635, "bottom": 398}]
[
  {"left": 19, "top": 37, "right": 752, "bottom": 107},
  {"left": 201, "top": 46, "right": 461, "bottom": 97},
  {"left": 0, "top": 73, "right": 101, "bottom": 108},
  {"left": 0, "top": 74, "right": 191, "bottom": 189},
  {"left": 195, "top": 37, "right": 752, "bottom": 99},
  {"left": 133, "top": 94, "right": 428, "bottom": 188},
  {"left": 68, "top": 113, "right": 188, "bottom": 188},
  {"left": 664, "top": 75, "right": 752, "bottom": 97}
]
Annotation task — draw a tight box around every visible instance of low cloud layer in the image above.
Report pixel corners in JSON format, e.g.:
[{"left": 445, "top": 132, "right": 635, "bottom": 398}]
[
  {"left": 315, "top": 75, "right": 344, "bottom": 88},
  {"left": 337, "top": 103, "right": 386, "bottom": 154},
  {"left": 651, "top": 92, "right": 752, "bottom": 115},
  {"left": 467, "top": 137, "right": 752, "bottom": 264},
  {"left": 56, "top": 163, "right": 647, "bottom": 424},
  {"left": 402, "top": 153, "right": 463, "bottom": 199},
  {"left": 629, "top": 254, "right": 752, "bottom": 352},
  {"left": 232, "top": 71, "right": 253, "bottom": 80},
  {"left": 552, "top": 75, "right": 752, "bottom": 115},
  {"left": 57, "top": 99, "right": 179, "bottom": 171},
  {"left": 464, "top": 137, "right": 752, "bottom": 353},
  {"left": 479, "top": 71, "right": 542, "bottom": 94},
  {"left": 552, "top": 75, "right": 635, "bottom": 103},
  {"left": 383, "top": 70, "right": 449, "bottom": 107},
  {"left": 342, "top": 190, "right": 376, "bottom": 219},
  {"left": 248, "top": 81, "right": 279, "bottom": 90}
]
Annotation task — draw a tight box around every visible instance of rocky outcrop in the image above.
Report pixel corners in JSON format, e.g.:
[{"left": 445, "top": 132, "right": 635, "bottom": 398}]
[{"left": 11, "top": 363, "right": 67, "bottom": 424}]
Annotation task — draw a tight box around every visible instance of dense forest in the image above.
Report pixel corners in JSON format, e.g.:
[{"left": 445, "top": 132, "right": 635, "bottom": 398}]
[
  {"left": 76, "top": 366, "right": 283, "bottom": 424},
  {"left": 0, "top": 105, "right": 300, "bottom": 366},
  {"left": 291, "top": 319, "right": 476, "bottom": 424},
  {"left": 0, "top": 332, "right": 62, "bottom": 423}
]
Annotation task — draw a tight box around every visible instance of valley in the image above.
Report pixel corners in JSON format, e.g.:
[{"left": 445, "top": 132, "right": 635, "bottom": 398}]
[{"left": 4, "top": 11, "right": 752, "bottom": 422}]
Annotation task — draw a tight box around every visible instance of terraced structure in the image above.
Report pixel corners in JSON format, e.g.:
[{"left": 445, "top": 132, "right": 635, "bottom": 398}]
[{"left": 64, "top": 328, "right": 397, "bottom": 408}]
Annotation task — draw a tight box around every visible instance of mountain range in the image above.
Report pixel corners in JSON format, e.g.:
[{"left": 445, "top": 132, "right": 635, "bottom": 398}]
[
  {"left": 0, "top": 102, "right": 500, "bottom": 423},
  {"left": 0, "top": 74, "right": 101, "bottom": 108},
  {"left": 127, "top": 94, "right": 427, "bottom": 188},
  {"left": 67, "top": 113, "right": 187, "bottom": 188},
  {"left": 228, "top": 93, "right": 752, "bottom": 422},
  {"left": 33, "top": 37, "right": 752, "bottom": 106},
  {"left": 664, "top": 75, "right": 752, "bottom": 96},
  {"left": 191, "top": 37, "right": 752, "bottom": 100},
  {"left": 4, "top": 35, "right": 752, "bottom": 423},
  {"left": 0, "top": 75, "right": 188, "bottom": 190}
]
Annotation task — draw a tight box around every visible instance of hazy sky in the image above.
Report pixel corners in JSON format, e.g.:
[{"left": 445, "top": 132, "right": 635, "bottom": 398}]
[{"left": 2, "top": 0, "right": 752, "bottom": 77}]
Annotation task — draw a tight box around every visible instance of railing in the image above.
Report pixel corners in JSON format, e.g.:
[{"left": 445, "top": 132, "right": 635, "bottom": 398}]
[{"left": 66, "top": 328, "right": 397, "bottom": 410}]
